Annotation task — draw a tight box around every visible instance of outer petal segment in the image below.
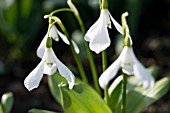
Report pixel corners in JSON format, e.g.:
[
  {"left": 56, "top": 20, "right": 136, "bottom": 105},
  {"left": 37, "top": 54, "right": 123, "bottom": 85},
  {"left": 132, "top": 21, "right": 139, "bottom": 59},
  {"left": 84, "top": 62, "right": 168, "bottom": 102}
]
[
  {"left": 37, "top": 35, "right": 48, "bottom": 59},
  {"left": 24, "top": 61, "right": 44, "bottom": 91},
  {"left": 99, "top": 58, "right": 121, "bottom": 89},
  {"left": 131, "top": 48, "right": 155, "bottom": 89},
  {"left": 43, "top": 48, "right": 57, "bottom": 75},
  {"left": 51, "top": 50, "right": 75, "bottom": 89},
  {"left": 85, "top": 9, "right": 111, "bottom": 54}
]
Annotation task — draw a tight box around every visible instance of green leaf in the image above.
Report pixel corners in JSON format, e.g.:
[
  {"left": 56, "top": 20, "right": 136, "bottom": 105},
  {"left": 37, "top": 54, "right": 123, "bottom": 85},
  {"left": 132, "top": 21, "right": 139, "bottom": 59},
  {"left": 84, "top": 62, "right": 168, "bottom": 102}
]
[
  {"left": 60, "top": 83, "right": 112, "bottom": 113},
  {"left": 4, "top": 0, "right": 18, "bottom": 26},
  {"left": 147, "top": 65, "right": 159, "bottom": 79},
  {"left": 21, "top": 0, "right": 33, "bottom": 18},
  {"left": 0, "top": 104, "right": 4, "bottom": 113},
  {"left": 114, "top": 76, "right": 170, "bottom": 113},
  {"left": 108, "top": 76, "right": 122, "bottom": 111},
  {"left": 1, "top": 92, "right": 14, "bottom": 113},
  {"left": 48, "top": 72, "right": 68, "bottom": 104},
  {"left": 29, "top": 108, "right": 62, "bottom": 113}
]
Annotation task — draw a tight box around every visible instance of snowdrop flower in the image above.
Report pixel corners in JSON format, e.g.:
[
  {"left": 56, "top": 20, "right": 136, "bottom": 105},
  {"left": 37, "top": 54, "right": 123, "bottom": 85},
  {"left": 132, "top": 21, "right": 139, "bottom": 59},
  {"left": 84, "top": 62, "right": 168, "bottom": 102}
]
[
  {"left": 99, "top": 45, "right": 155, "bottom": 89},
  {"left": 37, "top": 24, "right": 79, "bottom": 58},
  {"left": 24, "top": 47, "right": 75, "bottom": 91},
  {"left": 84, "top": 9, "right": 132, "bottom": 54}
]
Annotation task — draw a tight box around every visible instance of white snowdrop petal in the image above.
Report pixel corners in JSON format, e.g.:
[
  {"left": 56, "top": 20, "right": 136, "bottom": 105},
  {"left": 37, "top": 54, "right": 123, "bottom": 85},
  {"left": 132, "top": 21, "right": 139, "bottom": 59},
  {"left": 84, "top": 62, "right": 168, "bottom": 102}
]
[
  {"left": 43, "top": 48, "right": 57, "bottom": 75},
  {"left": 24, "top": 61, "right": 44, "bottom": 91},
  {"left": 109, "top": 12, "right": 123, "bottom": 34},
  {"left": 71, "top": 40, "right": 80, "bottom": 54},
  {"left": 89, "top": 10, "right": 111, "bottom": 54},
  {"left": 99, "top": 46, "right": 128, "bottom": 89},
  {"left": 121, "top": 47, "right": 134, "bottom": 75},
  {"left": 99, "top": 58, "right": 121, "bottom": 89},
  {"left": 44, "top": 63, "right": 57, "bottom": 75},
  {"left": 131, "top": 48, "right": 155, "bottom": 89},
  {"left": 55, "top": 57, "right": 75, "bottom": 89},
  {"left": 50, "top": 25, "right": 59, "bottom": 41},
  {"left": 56, "top": 29, "right": 70, "bottom": 45},
  {"left": 133, "top": 60, "right": 155, "bottom": 89},
  {"left": 37, "top": 35, "right": 48, "bottom": 59},
  {"left": 104, "top": 9, "right": 111, "bottom": 28},
  {"left": 51, "top": 50, "right": 75, "bottom": 89},
  {"left": 44, "top": 48, "right": 56, "bottom": 63},
  {"left": 84, "top": 16, "right": 100, "bottom": 42},
  {"left": 109, "top": 12, "right": 133, "bottom": 45}
]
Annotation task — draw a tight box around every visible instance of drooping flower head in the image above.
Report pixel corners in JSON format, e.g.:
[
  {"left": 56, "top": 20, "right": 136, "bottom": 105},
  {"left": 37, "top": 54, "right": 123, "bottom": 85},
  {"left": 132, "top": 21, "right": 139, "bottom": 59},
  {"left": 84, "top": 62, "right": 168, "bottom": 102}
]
[
  {"left": 99, "top": 12, "right": 154, "bottom": 89},
  {"left": 37, "top": 22, "right": 79, "bottom": 59},
  {"left": 84, "top": 8, "right": 132, "bottom": 54},
  {"left": 24, "top": 30, "right": 75, "bottom": 91},
  {"left": 84, "top": 0, "right": 132, "bottom": 54}
]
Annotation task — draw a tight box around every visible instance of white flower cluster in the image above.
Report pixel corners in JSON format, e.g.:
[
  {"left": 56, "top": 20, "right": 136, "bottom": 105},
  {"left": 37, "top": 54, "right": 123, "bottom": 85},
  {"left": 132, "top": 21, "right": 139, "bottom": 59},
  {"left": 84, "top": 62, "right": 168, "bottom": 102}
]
[
  {"left": 85, "top": 9, "right": 154, "bottom": 89},
  {"left": 24, "top": 24, "right": 75, "bottom": 91}
]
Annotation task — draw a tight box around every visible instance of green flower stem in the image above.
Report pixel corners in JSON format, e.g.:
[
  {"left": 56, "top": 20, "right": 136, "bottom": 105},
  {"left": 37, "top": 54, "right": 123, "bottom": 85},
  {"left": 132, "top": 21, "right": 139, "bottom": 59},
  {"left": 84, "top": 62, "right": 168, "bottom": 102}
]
[
  {"left": 121, "top": 12, "right": 129, "bottom": 113},
  {"left": 121, "top": 73, "right": 127, "bottom": 113},
  {"left": 102, "top": 50, "right": 108, "bottom": 104},
  {"left": 67, "top": 0, "right": 100, "bottom": 93},
  {"left": 75, "top": 13, "right": 101, "bottom": 94},
  {"left": 50, "top": 8, "right": 73, "bottom": 15},
  {"left": 61, "top": 25, "right": 88, "bottom": 84},
  {"left": 46, "top": 5, "right": 100, "bottom": 92},
  {"left": 102, "top": 50, "right": 107, "bottom": 71},
  {"left": 50, "top": 16, "right": 88, "bottom": 83},
  {"left": 101, "top": 0, "right": 108, "bottom": 9}
]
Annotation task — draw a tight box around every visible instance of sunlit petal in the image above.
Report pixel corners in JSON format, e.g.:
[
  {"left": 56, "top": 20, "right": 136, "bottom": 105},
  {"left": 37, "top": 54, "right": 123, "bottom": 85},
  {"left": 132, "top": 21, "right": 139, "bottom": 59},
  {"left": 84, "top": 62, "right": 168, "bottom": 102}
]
[
  {"left": 84, "top": 16, "right": 100, "bottom": 42},
  {"left": 108, "top": 12, "right": 122, "bottom": 34},
  {"left": 44, "top": 63, "right": 57, "bottom": 75},
  {"left": 131, "top": 49, "right": 155, "bottom": 89},
  {"left": 99, "top": 58, "right": 121, "bottom": 89},
  {"left": 104, "top": 9, "right": 111, "bottom": 28},
  {"left": 50, "top": 25, "right": 59, "bottom": 41},
  {"left": 51, "top": 50, "right": 75, "bottom": 89},
  {"left": 37, "top": 35, "right": 48, "bottom": 58},
  {"left": 24, "top": 61, "right": 44, "bottom": 91},
  {"left": 44, "top": 48, "right": 56, "bottom": 63},
  {"left": 71, "top": 40, "right": 80, "bottom": 54},
  {"left": 56, "top": 28, "right": 70, "bottom": 45},
  {"left": 89, "top": 10, "right": 110, "bottom": 54},
  {"left": 99, "top": 46, "right": 129, "bottom": 89},
  {"left": 109, "top": 13, "right": 133, "bottom": 45},
  {"left": 43, "top": 48, "right": 57, "bottom": 75},
  {"left": 121, "top": 47, "right": 134, "bottom": 75}
]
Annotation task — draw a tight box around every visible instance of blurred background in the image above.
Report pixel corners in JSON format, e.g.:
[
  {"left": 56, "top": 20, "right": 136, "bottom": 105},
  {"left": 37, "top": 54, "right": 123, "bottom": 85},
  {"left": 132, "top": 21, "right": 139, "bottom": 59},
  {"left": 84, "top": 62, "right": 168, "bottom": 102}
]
[{"left": 0, "top": 0, "right": 170, "bottom": 113}]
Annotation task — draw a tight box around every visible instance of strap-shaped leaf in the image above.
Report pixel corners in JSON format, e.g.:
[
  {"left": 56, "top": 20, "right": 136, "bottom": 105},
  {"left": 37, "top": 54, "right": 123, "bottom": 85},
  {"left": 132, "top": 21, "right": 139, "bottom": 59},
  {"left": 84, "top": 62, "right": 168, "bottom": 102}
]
[
  {"left": 48, "top": 72, "right": 67, "bottom": 104},
  {"left": 1, "top": 92, "right": 14, "bottom": 113},
  {"left": 29, "top": 108, "right": 62, "bottom": 113},
  {"left": 114, "top": 76, "right": 170, "bottom": 113},
  {"left": 108, "top": 76, "right": 122, "bottom": 111},
  {"left": 60, "top": 83, "right": 112, "bottom": 113},
  {"left": 108, "top": 66, "right": 160, "bottom": 112},
  {"left": 0, "top": 104, "right": 4, "bottom": 113}
]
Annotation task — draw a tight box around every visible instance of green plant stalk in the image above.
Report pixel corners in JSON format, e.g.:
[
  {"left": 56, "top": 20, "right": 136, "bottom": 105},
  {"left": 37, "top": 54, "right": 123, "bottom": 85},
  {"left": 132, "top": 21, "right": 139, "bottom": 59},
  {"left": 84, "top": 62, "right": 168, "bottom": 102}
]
[
  {"left": 121, "top": 73, "right": 127, "bottom": 113},
  {"left": 102, "top": 50, "right": 108, "bottom": 104},
  {"left": 50, "top": 8, "right": 73, "bottom": 15},
  {"left": 50, "top": 16, "right": 88, "bottom": 83},
  {"left": 61, "top": 26, "right": 88, "bottom": 84},
  {"left": 48, "top": 9, "right": 99, "bottom": 89},
  {"left": 101, "top": 0, "right": 108, "bottom": 9},
  {"left": 75, "top": 14, "right": 101, "bottom": 94}
]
